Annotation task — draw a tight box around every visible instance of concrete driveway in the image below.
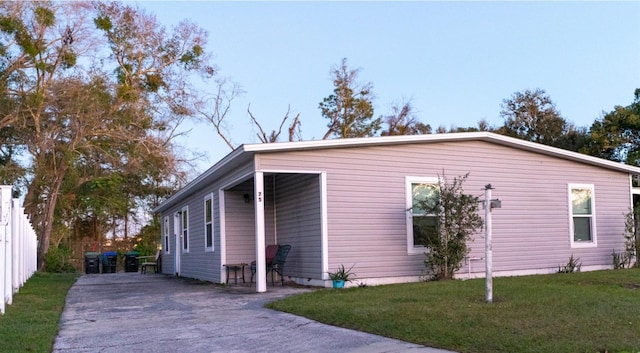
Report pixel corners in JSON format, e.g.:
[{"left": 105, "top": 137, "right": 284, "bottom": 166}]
[{"left": 53, "top": 273, "right": 454, "bottom": 353}]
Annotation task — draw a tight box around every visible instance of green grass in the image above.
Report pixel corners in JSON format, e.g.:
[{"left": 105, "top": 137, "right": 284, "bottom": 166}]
[
  {"left": 267, "top": 269, "right": 640, "bottom": 353},
  {"left": 0, "top": 272, "right": 78, "bottom": 353}
]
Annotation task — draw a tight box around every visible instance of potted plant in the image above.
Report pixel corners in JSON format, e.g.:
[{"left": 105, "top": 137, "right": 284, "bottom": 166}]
[{"left": 328, "top": 264, "right": 355, "bottom": 288}]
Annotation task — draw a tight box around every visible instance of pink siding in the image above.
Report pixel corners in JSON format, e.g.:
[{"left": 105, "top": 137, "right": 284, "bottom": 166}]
[{"left": 258, "top": 140, "right": 631, "bottom": 279}]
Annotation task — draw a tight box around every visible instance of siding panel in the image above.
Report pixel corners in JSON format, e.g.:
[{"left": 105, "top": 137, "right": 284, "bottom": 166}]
[{"left": 258, "top": 140, "right": 631, "bottom": 279}]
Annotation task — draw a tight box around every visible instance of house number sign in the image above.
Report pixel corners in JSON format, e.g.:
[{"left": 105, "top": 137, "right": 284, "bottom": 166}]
[{"left": 257, "top": 191, "right": 262, "bottom": 203}]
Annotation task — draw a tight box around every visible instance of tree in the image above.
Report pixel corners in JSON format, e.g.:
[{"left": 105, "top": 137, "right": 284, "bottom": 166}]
[
  {"left": 498, "top": 88, "right": 568, "bottom": 146},
  {"left": 319, "top": 58, "right": 380, "bottom": 139},
  {"left": 381, "top": 100, "right": 431, "bottom": 136},
  {"left": 248, "top": 104, "right": 302, "bottom": 143},
  {"left": 583, "top": 89, "right": 640, "bottom": 165},
  {"left": 0, "top": 2, "right": 212, "bottom": 268},
  {"left": 413, "top": 172, "right": 483, "bottom": 280}
]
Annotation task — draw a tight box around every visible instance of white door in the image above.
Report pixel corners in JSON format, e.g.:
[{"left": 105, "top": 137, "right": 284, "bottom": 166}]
[{"left": 173, "top": 212, "right": 181, "bottom": 276}]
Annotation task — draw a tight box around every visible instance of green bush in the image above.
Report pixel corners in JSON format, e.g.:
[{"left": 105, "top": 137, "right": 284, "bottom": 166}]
[{"left": 43, "top": 245, "right": 76, "bottom": 273}]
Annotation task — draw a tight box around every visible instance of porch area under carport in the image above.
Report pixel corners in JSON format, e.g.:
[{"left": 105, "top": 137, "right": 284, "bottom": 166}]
[{"left": 220, "top": 171, "right": 328, "bottom": 292}]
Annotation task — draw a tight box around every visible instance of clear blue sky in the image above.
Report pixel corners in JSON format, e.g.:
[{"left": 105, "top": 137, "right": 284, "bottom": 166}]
[{"left": 136, "top": 1, "right": 640, "bottom": 175}]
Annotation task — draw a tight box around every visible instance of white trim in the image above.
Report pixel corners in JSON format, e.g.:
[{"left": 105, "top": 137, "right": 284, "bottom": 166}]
[
  {"left": 568, "top": 183, "right": 597, "bottom": 248},
  {"left": 320, "top": 172, "right": 329, "bottom": 280},
  {"left": 203, "top": 193, "right": 214, "bottom": 252},
  {"left": 218, "top": 170, "right": 254, "bottom": 191},
  {"left": 254, "top": 171, "right": 267, "bottom": 293},
  {"left": 243, "top": 132, "right": 640, "bottom": 174},
  {"left": 173, "top": 212, "right": 181, "bottom": 276},
  {"left": 218, "top": 189, "right": 227, "bottom": 283},
  {"left": 181, "top": 206, "right": 189, "bottom": 253},
  {"left": 405, "top": 176, "right": 439, "bottom": 255},
  {"left": 155, "top": 132, "right": 640, "bottom": 214},
  {"left": 163, "top": 216, "right": 170, "bottom": 254}
]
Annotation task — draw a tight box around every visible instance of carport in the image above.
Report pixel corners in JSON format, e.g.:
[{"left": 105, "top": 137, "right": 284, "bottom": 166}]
[{"left": 220, "top": 171, "right": 328, "bottom": 292}]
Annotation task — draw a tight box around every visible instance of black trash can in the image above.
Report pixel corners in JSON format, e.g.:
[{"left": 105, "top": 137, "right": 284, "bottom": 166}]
[
  {"left": 124, "top": 251, "right": 139, "bottom": 272},
  {"left": 101, "top": 251, "right": 118, "bottom": 273},
  {"left": 84, "top": 252, "right": 100, "bottom": 274}
]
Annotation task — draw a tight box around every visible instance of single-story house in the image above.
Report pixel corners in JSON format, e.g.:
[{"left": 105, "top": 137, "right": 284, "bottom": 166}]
[{"left": 153, "top": 132, "right": 640, "bottom": 292}]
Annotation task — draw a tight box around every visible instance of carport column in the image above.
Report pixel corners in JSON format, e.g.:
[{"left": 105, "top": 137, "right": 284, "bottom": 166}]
[{"left": 254, "top": 172, "right": 267, "bottom": 293}]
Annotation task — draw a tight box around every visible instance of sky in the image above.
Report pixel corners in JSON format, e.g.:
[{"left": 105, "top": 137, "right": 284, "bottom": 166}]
[{"left": 135, "top": 1, "right": 640, "bottom": 176}]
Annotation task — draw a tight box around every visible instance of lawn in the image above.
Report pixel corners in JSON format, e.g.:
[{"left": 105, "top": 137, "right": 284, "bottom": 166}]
[
  {"left": 267, "top": 269, "right": 640, "bottom": 353},
  {"left": 0, "top": 272, "right": 78, "bottom": 353}
]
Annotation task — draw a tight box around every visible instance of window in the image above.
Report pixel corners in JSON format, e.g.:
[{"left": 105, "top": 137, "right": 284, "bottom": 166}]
[
  {"left": 204, "top": 194, "right": 214, "bottom": 251},
  {"left": 569, "top": 184, "right": 596, "bottom": 247},
  {"left": 163, "top": 216, "right": 170, "bottom": 254},
  {"left": 182, "top": 206, "right": 189, "bottom": 252},
  {"left": 406, "top": 177, "right": 440, "bottom": 254}
]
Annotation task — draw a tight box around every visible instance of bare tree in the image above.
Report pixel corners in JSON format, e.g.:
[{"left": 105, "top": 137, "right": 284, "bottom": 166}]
[
  {"left": 248, "top": 105, "right": 302, "bottom": 143},
  {"left": 195, "top": 77, "right": 244, "bottom": 150},
  {"left": 381, "top": 100, "right": 431, "bottom": 136}
]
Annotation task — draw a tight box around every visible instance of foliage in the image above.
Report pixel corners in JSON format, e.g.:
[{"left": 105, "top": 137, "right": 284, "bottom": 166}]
[
  {"left": 498, "top": 88, "right": 569, "bottom": 147},
  {"left": 267, "top": 269, "right": 640, "bottom": 353},
  {"left": 0, "top": 2, "right": 209, "bottom": 268},
  {"left": 0, "top": 272, "right": 78, "bottom": 352},
  {"left": 381, "top": 100, "right": 431, "bottom": 136},
  {"left": 43, "top": 244, "right": 76, "bottom": 273},
  {"left": 319, "top": 58, "right": 381, "bottom": 139},
  {"left": 584, "top": 89, "right": 640, "bottom": 166},
  {"left": 328, "top": 264, "right": 356, "bottom": 282},
  {"left": 557, "top": 254, "right": 582, "bottom": 273},
  {"left": 414, "top": 172, "right": 483, "bottom": 280},
  {"left": 133, "top": 215, "right": 161, "bottom": 256}
]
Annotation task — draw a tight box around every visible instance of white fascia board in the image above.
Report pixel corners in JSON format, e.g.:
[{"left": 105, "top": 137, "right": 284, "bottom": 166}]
[
  {"left": 243, "top": 132, "right": 640, "bottom": 175},
  {"left": 153, "top": 147, "right": 249, "bottom": 214},
  {"left": 156, "top": 132, "right": 640, "bottom": 213}
]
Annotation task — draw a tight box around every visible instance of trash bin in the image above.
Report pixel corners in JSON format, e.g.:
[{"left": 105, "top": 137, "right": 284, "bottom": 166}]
[
  {"left": 84, "top": 252, "right": 100, "bottom": 274},
  {"left": 124, "top": 251, "right": 139, "bottom": 272},
  {"left": 101, "top": 251, "right": 118, "bottom": 273}
]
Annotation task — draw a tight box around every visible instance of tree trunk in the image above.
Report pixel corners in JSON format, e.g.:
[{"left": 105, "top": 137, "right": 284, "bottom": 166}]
[{"left": 36, "top": 164, "right": 68, "bottom": 270}]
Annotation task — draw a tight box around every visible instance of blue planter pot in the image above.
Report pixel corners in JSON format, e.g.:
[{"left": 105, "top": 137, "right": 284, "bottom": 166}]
[{"left": 332, "top": 280, "right": 345, "bottom": 288}]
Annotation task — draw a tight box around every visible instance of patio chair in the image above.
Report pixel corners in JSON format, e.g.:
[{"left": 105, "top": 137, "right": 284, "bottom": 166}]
[
  {"left": 250, "top": 244, "right": 292, "bottom": 286},
  {"left": 139, "top": 250, "right": 161, "bottom": 274}
]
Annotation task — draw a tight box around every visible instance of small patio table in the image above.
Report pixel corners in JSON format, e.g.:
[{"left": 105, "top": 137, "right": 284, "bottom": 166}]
[{"left": 223, "top": 263, "right": 247, "bottom": 284}]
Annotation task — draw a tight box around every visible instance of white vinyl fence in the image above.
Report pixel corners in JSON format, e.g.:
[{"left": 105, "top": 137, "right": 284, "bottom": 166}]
[{"left": 1, "top": 185, "right": 38, "bottom": 315}]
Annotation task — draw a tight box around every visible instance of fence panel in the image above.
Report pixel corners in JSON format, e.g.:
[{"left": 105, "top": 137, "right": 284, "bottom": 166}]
[{"left": 1, "top": 185, "right": 38, "bottom": 315}]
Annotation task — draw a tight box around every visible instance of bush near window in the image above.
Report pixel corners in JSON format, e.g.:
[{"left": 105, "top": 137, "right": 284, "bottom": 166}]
[{"left": 414, "top": 172, "right": 483, "bottom": 280}]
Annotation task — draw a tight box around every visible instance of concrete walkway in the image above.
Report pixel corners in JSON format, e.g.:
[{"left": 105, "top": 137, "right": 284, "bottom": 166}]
[{"left": 53, "top": 273, "right": 455, "bottom": 353}]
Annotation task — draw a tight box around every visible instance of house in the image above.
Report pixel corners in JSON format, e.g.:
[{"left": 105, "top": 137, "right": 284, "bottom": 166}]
[{"left": 153, "top": 132, "right": 640, "bottom": 292}]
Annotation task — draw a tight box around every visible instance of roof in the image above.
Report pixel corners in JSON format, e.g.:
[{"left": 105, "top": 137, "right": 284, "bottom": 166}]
[{"left": 154, "top": 132, "right": 640, "bottom": 213}]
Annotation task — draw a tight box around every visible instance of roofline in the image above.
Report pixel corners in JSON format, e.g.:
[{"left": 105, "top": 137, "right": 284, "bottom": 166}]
[
  {"left": 154, "top": 132, "right": 640, "bottom": 213},
  {"left": 153, "top": 147, "right": 247, "bottom": 213},
  {"left": 242, "top": 132, "right": 640, "bottom": 174}
]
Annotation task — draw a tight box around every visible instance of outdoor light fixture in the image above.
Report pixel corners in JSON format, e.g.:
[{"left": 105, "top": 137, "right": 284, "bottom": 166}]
[{"left": 243, "top": 193, "right": 251, "bottom": 203}]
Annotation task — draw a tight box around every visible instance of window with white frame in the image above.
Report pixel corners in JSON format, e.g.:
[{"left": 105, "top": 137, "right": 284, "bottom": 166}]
[
  {"left": 569, "top": 184, "right": 596, "bottom": 247},
  {"left": 182, "top": 206, "right": 189, "bottom": 252},
  {"left": 406, "top": 177, "right": 440, "bottom": 254},
  {"left": 163, "top": 216, "right": 170, "bottom": 254},
  {"left": 204, "top": 194, "right": 214, "bottom": 251}
]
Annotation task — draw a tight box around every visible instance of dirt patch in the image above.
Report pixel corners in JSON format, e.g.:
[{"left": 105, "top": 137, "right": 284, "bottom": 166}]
[{"left": 622, "top": 283, "right": 640, "bottom": 289}]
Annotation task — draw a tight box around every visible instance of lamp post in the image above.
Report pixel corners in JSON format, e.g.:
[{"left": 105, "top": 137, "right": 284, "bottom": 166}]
[{"left": 484, "top": 184, "right": 501, "bottom": 304}]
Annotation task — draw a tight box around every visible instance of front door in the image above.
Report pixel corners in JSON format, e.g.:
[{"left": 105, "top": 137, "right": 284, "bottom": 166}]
[{"left": 173, "top": 212, "right": 181, "bottom": 276}]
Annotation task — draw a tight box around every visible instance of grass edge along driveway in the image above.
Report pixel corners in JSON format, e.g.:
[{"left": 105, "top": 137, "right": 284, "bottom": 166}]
[
  {"left": 267, "top": 269, "right": 640, "bottom": 353},
  {"left": 0, "top": 272, "right": 78, "bottom": 353}
]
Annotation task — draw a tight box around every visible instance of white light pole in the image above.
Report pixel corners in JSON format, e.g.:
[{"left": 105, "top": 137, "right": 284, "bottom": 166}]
[{"left": 484, "top": 184, "right": 500, "bottom": 304}]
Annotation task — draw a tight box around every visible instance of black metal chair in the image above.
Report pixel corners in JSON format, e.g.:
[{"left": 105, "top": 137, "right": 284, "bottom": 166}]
[{"left": 250, "top": 244, "right": 292, "bottom": 286}]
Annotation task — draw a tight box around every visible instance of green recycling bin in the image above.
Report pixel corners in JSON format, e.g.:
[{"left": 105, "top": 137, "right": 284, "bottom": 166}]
[{"left": 124, "top": 251, "right": 139, "bottom": 272}]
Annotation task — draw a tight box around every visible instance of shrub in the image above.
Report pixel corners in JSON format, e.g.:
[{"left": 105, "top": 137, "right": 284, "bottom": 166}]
[
  {"left": 43, "top": 245, "right": 76, "bottom": 273},
  {"left": 414, "top": 172, "right": 483, "bottom": 280}
]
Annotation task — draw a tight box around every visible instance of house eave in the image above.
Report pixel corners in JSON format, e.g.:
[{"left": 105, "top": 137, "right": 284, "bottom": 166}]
[{"left": 154, "top": 132, "right": 640, "bottom": 214}]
